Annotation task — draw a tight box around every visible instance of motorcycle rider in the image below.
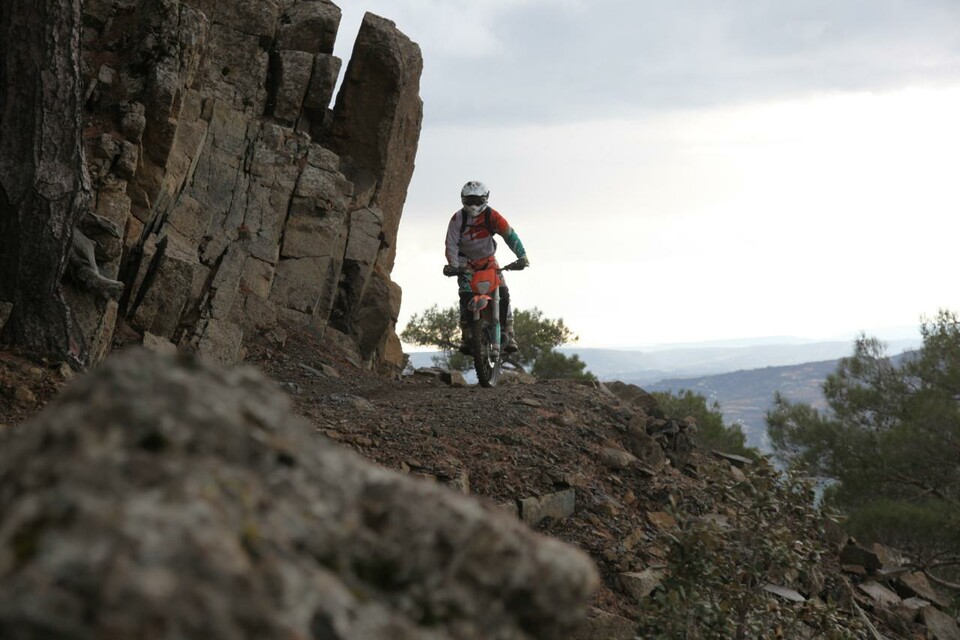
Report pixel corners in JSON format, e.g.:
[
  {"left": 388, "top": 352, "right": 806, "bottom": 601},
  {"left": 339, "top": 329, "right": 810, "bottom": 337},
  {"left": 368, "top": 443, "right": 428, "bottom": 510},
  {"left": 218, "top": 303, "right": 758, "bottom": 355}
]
[{"left": 444, "top": 180, "right": 529, "bottom": 354}]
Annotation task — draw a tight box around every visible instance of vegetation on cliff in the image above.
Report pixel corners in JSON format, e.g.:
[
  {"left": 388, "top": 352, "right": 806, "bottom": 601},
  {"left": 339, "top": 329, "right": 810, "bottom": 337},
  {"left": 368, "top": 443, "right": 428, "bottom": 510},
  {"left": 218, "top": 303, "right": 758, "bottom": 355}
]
[
  {"left": 652, "top": 389, "right": 754, "bottom": 458},
  {"left": 769, "top": 310, "right": 960, "bottom": 594},
  {"left": 636, "top": 461, "right": 858, "bottom": 639}
]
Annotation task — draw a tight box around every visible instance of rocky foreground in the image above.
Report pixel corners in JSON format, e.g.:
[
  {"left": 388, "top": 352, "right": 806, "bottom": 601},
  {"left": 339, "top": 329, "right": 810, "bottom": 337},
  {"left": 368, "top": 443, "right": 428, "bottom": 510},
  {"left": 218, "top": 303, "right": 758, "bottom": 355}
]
[
  {"left": 0, "top": 348, "right": 596, "bottom": 639},
  {"left": 2, "top": 326, "right": 959, "bottom": 639}
]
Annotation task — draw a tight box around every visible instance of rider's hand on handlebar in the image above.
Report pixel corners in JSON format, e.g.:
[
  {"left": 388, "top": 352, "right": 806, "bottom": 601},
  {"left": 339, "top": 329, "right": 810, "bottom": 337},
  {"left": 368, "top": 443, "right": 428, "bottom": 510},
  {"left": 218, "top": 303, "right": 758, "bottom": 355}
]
[
  {"left": 442, "top": 264, "right": 459, "bottom": 277},
  {"left": 519, "top": 255, "right": 530, "bottom": 268}
]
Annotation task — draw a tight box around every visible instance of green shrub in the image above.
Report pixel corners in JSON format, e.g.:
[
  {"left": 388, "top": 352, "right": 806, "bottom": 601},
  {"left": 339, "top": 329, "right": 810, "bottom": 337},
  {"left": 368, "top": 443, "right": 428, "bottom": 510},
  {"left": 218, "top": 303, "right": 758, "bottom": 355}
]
[{"left": 636, "top": 460, "right": 860, "bottom": 639}]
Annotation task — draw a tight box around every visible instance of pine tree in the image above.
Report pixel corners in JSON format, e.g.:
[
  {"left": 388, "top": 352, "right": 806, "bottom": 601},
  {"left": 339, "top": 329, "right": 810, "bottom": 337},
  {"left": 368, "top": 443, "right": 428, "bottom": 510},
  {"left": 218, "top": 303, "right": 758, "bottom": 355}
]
[{"left": 768, "top": 310, "right": 960, "bottom": 586}]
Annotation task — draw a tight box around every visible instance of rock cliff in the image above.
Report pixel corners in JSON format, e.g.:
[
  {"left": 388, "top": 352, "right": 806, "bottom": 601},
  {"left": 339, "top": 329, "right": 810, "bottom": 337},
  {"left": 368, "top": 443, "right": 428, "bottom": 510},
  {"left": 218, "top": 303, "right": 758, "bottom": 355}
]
[{"left": 72, "top": 0, "right": 421, "bottom": 371}]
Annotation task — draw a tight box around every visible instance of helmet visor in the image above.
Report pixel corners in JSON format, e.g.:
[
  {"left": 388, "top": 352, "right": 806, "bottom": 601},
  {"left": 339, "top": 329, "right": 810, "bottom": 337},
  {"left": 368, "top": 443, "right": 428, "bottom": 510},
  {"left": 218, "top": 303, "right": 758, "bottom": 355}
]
[{"left": 462, "top": 195, "right": 487, "bottom": 206}]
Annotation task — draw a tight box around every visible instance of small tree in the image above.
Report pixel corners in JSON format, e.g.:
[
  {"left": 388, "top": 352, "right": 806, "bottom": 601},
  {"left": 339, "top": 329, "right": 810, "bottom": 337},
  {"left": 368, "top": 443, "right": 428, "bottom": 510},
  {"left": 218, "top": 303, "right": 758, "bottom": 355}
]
[
  {"left": 399, "top": 305, "right": 471, "bottom": 370},
  {"left": 531, "top": 351, "right": 595, "bottom": 381},
  {"left": 653, "top": 390, "right": 756, "bottom": 458},
  {"left": 768, "top": 310, "right": 960, "bottom": 589},
  {"left": 511, "top": 308, "right": 576, "bottom": 367}
]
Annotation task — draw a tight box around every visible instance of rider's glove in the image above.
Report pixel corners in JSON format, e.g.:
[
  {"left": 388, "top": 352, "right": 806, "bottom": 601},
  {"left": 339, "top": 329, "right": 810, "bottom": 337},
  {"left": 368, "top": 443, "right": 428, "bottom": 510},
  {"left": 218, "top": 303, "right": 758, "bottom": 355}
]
[
  {"left": 442, "top": 264, "right": 459, "bottom": 277},
  {"left": 519, "top": 255, "right": 530, "bottom": 268}
]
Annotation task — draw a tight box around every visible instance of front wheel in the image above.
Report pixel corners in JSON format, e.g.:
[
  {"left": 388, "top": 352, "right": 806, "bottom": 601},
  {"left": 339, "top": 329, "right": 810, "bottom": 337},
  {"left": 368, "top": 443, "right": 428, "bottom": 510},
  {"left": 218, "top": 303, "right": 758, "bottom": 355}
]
[{"left": 472, "top": 318, "right": 501, "bottom": 388}]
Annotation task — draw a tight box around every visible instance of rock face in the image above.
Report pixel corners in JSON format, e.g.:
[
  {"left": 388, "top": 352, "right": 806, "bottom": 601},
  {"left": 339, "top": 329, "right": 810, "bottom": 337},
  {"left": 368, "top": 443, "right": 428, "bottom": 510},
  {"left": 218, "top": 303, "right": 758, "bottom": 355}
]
[
  {"left": 74, "top": 1, "right": 421, "bottom": 371},
  {"left": 0, "top": 350, "right": 598, "bottom": 639}
]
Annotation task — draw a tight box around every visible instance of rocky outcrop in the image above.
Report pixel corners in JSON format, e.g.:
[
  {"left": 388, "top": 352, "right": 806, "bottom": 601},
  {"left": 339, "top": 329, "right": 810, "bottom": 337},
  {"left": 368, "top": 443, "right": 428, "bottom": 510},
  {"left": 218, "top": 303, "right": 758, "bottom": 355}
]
[
  {"left": 0, "top": 349, "right": 598, "bottom": 639},
  {"left": 835, "top": 540, "right": 960, "bottom": 639},
  {"left": 73, "top": 1, "right": 421, "bottom": 371},
  {"left": 328, "top": 12, "right": 423, "bottom": 272}
]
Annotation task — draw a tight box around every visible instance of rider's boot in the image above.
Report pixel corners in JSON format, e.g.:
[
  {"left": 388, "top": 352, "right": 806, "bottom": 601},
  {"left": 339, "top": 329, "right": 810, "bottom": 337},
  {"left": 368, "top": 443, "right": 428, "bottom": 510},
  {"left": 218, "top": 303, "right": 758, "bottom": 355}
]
[
  {"left": 459, "top": 321, "right": 473, "bottom": 354},
  {"left": 503, "top": 318, "right": 519, "bottom": 353}
]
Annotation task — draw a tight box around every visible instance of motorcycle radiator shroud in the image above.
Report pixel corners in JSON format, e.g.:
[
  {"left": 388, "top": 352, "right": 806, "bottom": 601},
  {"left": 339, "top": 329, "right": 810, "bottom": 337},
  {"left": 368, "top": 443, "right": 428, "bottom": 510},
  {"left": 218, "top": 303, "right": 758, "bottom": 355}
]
[{"left": 467, "top": 268, "right": 501, "bottom": 313}]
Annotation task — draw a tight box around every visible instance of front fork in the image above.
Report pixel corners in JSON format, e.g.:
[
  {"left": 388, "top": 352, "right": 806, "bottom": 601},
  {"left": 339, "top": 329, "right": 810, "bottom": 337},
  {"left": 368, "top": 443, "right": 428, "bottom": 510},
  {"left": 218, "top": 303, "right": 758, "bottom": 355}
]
[{"left": 472, "top": 287, "right": 501, "bottom": 355}]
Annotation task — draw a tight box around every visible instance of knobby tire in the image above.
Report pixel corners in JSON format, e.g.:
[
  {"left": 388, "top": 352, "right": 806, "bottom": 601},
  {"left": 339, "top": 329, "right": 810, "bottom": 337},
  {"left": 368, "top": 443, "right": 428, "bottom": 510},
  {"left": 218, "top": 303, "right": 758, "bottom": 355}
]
[{"left": 472, "top": 318, "right": 500, "bottom": 388}]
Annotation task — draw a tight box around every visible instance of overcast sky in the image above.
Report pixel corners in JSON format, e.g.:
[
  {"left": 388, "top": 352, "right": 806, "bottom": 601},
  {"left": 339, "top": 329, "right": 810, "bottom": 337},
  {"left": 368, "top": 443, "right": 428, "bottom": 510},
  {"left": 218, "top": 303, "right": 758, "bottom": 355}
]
[{"left": 333, "top": 1, "right": 960, "bottom": 348}]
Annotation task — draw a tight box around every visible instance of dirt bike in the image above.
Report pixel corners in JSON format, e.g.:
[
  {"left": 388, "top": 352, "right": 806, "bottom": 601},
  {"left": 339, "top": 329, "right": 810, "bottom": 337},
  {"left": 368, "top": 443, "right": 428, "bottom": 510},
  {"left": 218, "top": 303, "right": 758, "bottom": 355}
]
[{"left": 443, "top": 257, "right": 527, "bottom": 388}]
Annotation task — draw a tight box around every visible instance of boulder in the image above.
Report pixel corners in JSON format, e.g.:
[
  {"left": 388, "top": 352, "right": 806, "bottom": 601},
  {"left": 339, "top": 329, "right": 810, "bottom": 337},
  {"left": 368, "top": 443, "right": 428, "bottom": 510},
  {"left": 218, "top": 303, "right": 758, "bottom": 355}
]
[
  {"left": 621, "top": 569, "right": 663, "bottom": 602},
  {"left": 499, "top": 370, "right": 538, "bottom": 385},
  {"left": 598, "top": 446, "right": 638, "bottom": 471},
  {"left": 440, "top": 370, "right": 468, "bottom": 388},
  {"left": 276, "top": 0, "right": 341, "bottom": 55},
  {"left": 604, "top": 380, "right": 660, "bottom": 415},
  {"left": 895, "top": 571, "right": 950, "bottom": 609},
  {"left": 0, "top": 350, "right": 598, "bottom": 639},
  {"left": 353, "top": 268, "right": 401, "bottom": 363},
  {"left": 143, "top": 332, "right": 178, "bottom": 355},
  {"left": 762, "top": 583, "right": 806, "bottom": 603},
  {"left": 921, "top": 606, "right": 960, "bottom": 640},
  {"left": 647, "top": 511, "right": 677, "bottom": 530},
  {"left": 520, "top": 489, "right": 577, "bottom": 527},
  {"left": 378, "top": 331, "right": 406, "bottom": 372},
  {"left": 624, "top": 416, "right": 665, "bottom": 470},
  {"left": 839, "top": 539, "right": 882, "bottom": 573},
  {"left": 711, "top": 451, "right": 754, "bottom": 467},
  {"left": 858, "top": 581, "right": 901, "bottom": 607},
  {"left": 13, "top": 385, "right": 37, "bottom": 409},
  {"left": 569, "top": 607, "right": 636, "bottom": 640}
]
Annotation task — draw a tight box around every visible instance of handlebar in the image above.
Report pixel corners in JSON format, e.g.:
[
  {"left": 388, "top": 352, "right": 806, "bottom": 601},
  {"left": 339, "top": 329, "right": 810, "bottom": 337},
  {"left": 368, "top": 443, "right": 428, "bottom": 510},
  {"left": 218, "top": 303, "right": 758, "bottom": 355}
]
[{"left": 443, "top": 259, "right": 528, "bottom": 277}]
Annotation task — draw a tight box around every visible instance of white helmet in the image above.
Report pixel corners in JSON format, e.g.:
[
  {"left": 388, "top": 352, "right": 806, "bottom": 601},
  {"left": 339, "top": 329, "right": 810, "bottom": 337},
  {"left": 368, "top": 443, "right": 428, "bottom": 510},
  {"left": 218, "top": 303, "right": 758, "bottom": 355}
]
[{"left": 460, "top": 180, "right": 489, "bottom": 217}]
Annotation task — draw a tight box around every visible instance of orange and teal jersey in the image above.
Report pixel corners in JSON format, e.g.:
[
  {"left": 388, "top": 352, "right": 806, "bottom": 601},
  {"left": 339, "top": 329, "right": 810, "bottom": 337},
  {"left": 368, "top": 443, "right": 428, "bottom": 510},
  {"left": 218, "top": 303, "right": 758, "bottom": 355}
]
[{"left": 444, "top": 206, "right": 526, "bottom": 268}]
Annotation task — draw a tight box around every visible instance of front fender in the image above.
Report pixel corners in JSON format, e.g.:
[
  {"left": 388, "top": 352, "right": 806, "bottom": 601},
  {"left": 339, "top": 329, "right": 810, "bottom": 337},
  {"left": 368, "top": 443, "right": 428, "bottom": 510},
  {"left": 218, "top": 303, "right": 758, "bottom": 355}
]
[{"left": 468, "top": 295, "right": 492, "bottom": 314}]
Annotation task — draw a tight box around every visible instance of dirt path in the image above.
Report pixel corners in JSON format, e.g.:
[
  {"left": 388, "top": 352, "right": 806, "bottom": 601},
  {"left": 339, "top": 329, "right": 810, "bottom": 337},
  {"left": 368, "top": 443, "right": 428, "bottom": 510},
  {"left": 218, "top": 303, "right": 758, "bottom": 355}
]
[{"left": 244, "top": 326, "right": 709, "bottom": 618}]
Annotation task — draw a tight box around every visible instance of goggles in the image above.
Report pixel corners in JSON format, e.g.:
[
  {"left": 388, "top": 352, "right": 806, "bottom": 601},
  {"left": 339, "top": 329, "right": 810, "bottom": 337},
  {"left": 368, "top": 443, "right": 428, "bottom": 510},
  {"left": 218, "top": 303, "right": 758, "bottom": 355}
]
[{"left": 462, "top": 195, "right": 487, "bottom": 206}]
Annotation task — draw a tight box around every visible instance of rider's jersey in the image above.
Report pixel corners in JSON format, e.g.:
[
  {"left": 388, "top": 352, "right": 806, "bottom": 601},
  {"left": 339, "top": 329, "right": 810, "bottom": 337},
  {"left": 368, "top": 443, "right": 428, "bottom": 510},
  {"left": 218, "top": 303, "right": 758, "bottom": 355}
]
[{"left": 445, "top": 207, "right": 526, "bottom": 267}]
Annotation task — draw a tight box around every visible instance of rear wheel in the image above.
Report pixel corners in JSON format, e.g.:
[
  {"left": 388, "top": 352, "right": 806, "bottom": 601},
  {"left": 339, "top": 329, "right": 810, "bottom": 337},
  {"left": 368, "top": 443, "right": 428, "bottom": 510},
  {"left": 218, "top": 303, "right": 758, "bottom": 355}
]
[{"left": 472, "top": 318, "right": 501, "bottom": 387}]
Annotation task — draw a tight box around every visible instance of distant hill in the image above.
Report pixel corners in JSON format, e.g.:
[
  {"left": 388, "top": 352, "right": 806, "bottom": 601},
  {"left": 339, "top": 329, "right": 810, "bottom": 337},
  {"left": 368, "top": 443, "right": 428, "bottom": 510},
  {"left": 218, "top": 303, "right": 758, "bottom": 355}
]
[
  {"left": 557, "top": 339, "right": 919, "bottom": 385},
  {"left": 644, "top": 360, "right": 840, "bottom": 451}
]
